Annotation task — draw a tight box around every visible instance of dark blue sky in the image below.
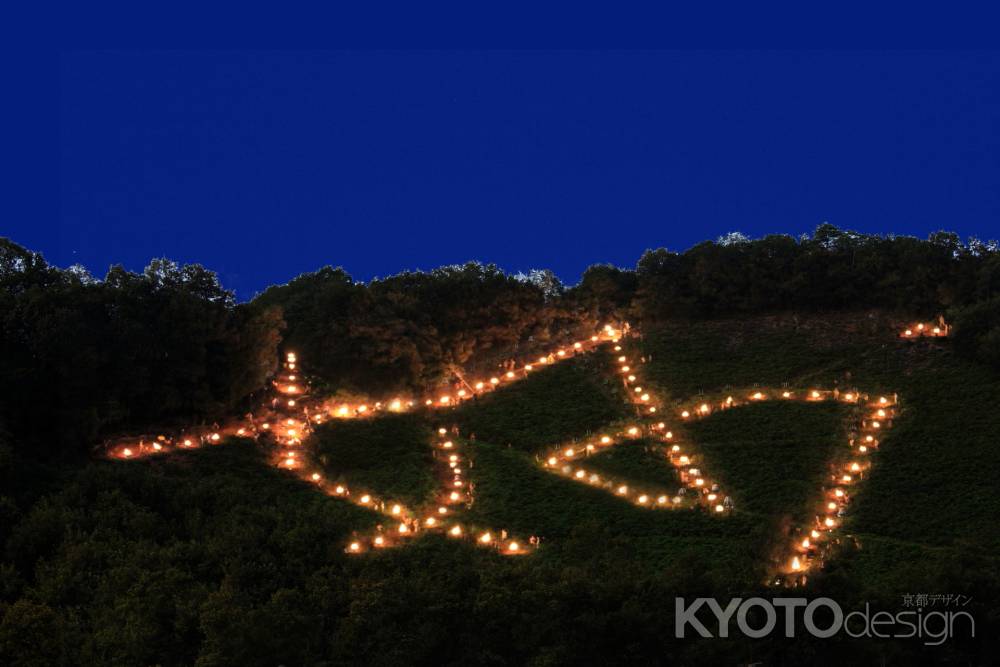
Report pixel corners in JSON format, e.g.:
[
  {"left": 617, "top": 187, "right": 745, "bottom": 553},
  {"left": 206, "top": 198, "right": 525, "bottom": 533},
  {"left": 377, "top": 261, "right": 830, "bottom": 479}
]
[{"left": 14, "top": 50, "right": 1000, "bottom": 298}]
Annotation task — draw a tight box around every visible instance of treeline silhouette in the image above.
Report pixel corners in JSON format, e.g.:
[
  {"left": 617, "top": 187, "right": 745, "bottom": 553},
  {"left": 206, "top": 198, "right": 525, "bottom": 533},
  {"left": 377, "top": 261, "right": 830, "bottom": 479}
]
[
  {"left": 0, "top": 240, "right": 282, "bottom": 457},
  {"left": 2, "top": 224, "right": 998, "bottom": 456},
  {"left": 636, "top": 224, "right": 995, "bottom": 317},
  {"left": 1, "top": 228, "right": 999, "bottom": 664},
  {"left": 251, "top": 263, "right": 617, "bottom": 395},
  {"left": 258, "top": 223, "right": 1000, "bottom": 393}
]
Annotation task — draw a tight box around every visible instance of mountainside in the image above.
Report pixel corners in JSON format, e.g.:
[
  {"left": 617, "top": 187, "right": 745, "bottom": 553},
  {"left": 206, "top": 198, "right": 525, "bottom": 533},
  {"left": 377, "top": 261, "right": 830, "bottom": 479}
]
[{"left": 1, "top": 230, "right": 999, "bottom": 664}]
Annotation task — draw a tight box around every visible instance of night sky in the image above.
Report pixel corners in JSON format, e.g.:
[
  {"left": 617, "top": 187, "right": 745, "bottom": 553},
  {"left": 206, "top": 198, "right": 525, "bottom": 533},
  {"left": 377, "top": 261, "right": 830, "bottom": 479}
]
[{"left": 12, "top": 50, "right": 1000, "bottom": 299}]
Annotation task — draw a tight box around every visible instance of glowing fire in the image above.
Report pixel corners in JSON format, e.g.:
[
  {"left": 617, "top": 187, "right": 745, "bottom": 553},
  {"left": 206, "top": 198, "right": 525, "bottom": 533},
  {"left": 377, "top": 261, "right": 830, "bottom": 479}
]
[{"left": 106, "top": 327, "right": 897, "bottom": 570}]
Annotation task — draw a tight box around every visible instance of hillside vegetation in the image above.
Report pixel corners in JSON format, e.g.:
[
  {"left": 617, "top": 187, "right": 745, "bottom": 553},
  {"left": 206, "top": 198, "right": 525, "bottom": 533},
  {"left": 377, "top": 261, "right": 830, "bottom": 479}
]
[
  {"left": 3, "top": 227, "right": 1000, "bottom": 664},
  {"left": 451, "top": 350, "right": 629, "bottom": 453},
  {"left": 683, "top": 401, "right": 847, "bottom": 520},
  {"left": 582, "top": 438, "right": 682, "bottom": 488},
  {"left": 313, "top": 414, "right": 436, "bottom": 507},
  {"left": 639, "top": 313, "right": 1000, "bottom": 595}
]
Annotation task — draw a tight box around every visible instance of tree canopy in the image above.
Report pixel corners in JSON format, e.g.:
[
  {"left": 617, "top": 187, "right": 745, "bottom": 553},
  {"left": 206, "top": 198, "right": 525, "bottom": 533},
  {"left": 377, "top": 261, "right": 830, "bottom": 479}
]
[{"left": 3, "top": 224, "right": 999, "bottom": 462}]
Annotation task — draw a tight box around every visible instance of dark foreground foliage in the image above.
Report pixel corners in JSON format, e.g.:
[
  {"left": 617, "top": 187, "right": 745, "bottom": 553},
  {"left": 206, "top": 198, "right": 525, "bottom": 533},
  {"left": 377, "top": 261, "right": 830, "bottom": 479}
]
[{"left": 2, "top": 406, "right": 997, "bottom": 665}]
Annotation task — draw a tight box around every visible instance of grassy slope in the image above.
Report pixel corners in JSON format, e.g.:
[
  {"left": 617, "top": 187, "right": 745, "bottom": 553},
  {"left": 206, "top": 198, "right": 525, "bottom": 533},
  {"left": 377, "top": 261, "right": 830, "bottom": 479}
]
[
  {"left": 682, "top": 401, "right": 847, "bottom": 521},
  {"left": 639, "top": 313, "right": 1000, "bottom": 592},
  {"left": 582, "top": 439, "right": 681, "bottom": 489},
  {"left": 7, "top": 314, "right": 1000, "bottom": 663},
  {"left": 463, "top": 441, "right": 765, "bottom": 584},
  {"left": 2, "top": 440, "right": 381, "bottom": 665},
  {"left": 312, "top": 414, "right": 435, "bottom": 507},
  {"left": 450, "top": 349, "right": 630, "bottom": 454}
]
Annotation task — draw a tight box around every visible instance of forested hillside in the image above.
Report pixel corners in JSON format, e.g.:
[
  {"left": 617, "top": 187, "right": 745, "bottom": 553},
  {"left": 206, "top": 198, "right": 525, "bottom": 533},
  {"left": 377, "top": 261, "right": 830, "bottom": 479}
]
[
  {"left": 3, "top": 225, "right": 998, "bottom": 456},
  {"left": 1, "top": 225, "right": 999, "bottom": 664}
]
